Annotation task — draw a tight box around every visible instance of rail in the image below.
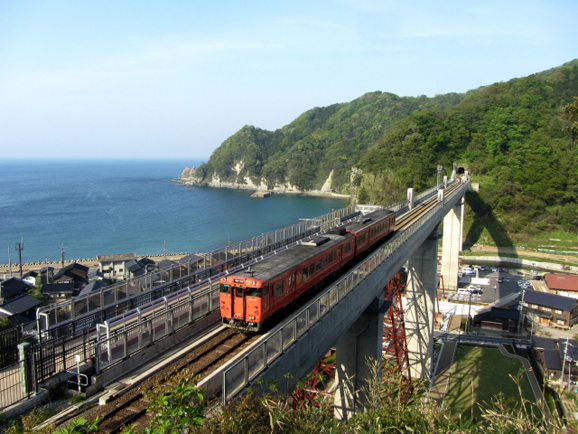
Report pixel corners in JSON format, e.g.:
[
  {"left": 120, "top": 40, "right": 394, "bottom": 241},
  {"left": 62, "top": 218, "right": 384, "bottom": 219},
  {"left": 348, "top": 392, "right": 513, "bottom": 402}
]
[{"left": 221, "top": 179, "right": 469, "bottom": 402}]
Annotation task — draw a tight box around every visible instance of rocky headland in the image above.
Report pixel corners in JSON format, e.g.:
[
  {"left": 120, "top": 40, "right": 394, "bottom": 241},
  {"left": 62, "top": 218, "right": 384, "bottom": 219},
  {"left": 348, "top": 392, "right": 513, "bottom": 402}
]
[{"left": 174, "top": 165, "right": 350, "bottom": 198}]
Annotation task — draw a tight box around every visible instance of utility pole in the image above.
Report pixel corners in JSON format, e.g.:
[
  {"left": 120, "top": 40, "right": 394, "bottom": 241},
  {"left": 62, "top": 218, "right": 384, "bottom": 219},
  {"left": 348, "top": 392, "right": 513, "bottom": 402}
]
[
  {"left": 8, "top": 246, "right": 12, "bottom": 278},
  {"left": 466, "top": 291, "right": 472, "bottom": 333},
  {"left": 15, "top": 237, "right": 24, "bottom": 279},
  {"left": 561, "top": 337, "right": 570, "bottom": 389},
  {"left": 437, "top": 165, "right": 443, "bottom": 189},
  {"left": 61, "top": 243, "right": 65, "bottom": 268},
  {"left": 518, "top": 290, "right": 526, "bottom": 336},
  {"left": 164, "top": 241, "right": 167, "bottom": 258}
]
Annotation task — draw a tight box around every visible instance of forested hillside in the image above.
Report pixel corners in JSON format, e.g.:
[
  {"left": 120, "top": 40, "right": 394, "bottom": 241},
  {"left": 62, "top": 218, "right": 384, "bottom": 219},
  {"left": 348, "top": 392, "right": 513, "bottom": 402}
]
[
  {"left": 195, "top": 91, "right": 465, "bottom": 190},
  {"left": 359, "top": 60, "right": 578, "bottom": 236},
  {"left": 193, "top": 60, "right": 578, "bottom": 238}
]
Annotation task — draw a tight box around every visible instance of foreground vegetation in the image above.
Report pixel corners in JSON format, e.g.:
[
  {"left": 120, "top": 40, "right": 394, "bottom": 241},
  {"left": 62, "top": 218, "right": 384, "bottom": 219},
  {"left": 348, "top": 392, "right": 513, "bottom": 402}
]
[{"left": 7, "top": 357, "right": 559, "bottom": 433}]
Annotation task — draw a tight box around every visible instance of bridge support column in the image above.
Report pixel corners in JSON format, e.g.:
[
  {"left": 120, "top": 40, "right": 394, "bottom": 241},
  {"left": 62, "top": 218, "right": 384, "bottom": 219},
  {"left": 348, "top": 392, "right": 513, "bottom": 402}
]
[
  {"left": 405, "top": 228, "right": 438, "bottom": 381},
  {"left": 440, "top": 194, "right": 464, "bottom": 291},
  {"left": 334, "top": 297, "right": 386, "bottom": 421}
]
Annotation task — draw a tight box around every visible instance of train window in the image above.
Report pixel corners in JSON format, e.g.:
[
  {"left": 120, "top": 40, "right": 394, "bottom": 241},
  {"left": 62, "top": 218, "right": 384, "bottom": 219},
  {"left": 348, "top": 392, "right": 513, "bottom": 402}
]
[
  {"left": 338, "top": 247, "right": 341, "bottom": 256},
  {"left": 220, "top": 284, "right": 230, "bottom": 294},
  {"left": 302, "top": 267, "right": 308, "bottom": 281},
  {"left": 323, "top": 256, "right": 327, "bottom": 267},
  {"left": 247, "top": 287, "right": 262, "bottom": 297},
  {"left": 288, "top": 274, "right": 294, "bottom": 287},
  {"left": 310, "top": 264, "right": 315, "bottom": 275},
  {"left": 328, "top": 252, "right": 333, "bottom": 264},
  {"left": 263, "top": 285, "right": 269, "bottom": 295},
  {"left": 235, "top": 287, "right": 243, "bottom": 298},
  {"left": 275, "top": 280, "right": 284, "bottom": 297},
  {"left": 316, "top": 259, "right": 321, "bottom": 271}
]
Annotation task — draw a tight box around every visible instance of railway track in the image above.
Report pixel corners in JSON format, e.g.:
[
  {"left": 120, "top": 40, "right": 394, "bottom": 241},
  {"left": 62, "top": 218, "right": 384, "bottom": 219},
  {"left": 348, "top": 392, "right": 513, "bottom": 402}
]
[
  {"left": 60, "top": 328, "right": 259, "bottom": 433},
  {"left": 395, "top": 182, "right": 461, "bottom": 231}
]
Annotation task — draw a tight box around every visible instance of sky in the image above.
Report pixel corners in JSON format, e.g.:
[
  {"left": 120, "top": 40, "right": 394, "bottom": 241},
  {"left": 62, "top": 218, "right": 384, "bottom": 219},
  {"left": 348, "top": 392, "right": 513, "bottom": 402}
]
[{"left": 0, "top": 0, "right": 577, "bottom": 160}]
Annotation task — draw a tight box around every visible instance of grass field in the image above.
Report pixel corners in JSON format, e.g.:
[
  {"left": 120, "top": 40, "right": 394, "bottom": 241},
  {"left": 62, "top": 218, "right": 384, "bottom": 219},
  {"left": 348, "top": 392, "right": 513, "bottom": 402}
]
[{"left": 444, "top": 345, "right": 537, "bottom": 420}]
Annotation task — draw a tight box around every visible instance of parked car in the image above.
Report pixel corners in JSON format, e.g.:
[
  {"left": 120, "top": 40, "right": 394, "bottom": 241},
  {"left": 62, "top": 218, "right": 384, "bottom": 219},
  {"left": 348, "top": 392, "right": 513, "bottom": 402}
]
[
  {"left": 462, "top": 267, "right": 476, "bottom": 275},
  {"left": 467, "top": 284, "right": 483, "bottom": 293}
]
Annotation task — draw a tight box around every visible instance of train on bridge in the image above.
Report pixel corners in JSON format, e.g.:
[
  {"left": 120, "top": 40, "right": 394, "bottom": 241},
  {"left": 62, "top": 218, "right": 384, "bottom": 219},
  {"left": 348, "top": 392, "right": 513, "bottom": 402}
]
[{"left": 220, "top": 209, "right": 396, "bottom": 331}]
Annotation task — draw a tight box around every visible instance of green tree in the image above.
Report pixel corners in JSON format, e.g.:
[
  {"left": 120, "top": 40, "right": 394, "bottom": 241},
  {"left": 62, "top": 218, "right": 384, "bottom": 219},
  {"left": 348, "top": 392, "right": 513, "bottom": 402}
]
[{"left": 562, "top": 96, "right": 578, "bottom": 147}]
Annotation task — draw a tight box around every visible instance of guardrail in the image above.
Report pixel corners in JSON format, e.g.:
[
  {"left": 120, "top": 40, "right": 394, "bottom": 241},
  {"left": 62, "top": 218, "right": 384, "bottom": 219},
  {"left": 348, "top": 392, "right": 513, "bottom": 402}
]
[
  {"left": 94, "top": 281, "right": 220, "bottom": 372},
  {"left": 36, "top": 205, "right": 359, "bottom": 334},
  {"left": 221, "top": 179, "right": 469, "bottom": 402}
]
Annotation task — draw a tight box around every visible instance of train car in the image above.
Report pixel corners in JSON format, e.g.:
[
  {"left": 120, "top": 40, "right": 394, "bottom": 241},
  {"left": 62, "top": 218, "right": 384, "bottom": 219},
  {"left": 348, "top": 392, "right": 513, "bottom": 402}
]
[
  {"left": 220, "top": 209, "right": 396, "bottom": 332},
  {"left": 220, "top": 232, "right": 355, "bottom": 331},
  {"left": 343, "top": 209, "right": 395, "bottom": 255}
]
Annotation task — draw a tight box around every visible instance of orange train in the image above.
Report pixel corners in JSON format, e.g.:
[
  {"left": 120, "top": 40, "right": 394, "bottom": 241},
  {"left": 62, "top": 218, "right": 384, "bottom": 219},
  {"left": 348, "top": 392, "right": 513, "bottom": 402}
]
[{"left": 219, "top": 209, "right": 396, "bottom": 332}]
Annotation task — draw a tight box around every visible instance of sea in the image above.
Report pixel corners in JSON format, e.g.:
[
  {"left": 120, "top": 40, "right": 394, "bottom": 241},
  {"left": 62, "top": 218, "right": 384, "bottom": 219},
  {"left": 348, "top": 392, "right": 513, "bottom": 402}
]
[{"left": 0, "top": 159, "right": 347, "bottom": 264}]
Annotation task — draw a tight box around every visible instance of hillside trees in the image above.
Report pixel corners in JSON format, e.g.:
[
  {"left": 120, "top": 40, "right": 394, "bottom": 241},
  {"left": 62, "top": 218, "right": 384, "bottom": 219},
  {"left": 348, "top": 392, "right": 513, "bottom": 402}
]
[{"left": 194, "top": 59, "right": 578, "bottom": 237}]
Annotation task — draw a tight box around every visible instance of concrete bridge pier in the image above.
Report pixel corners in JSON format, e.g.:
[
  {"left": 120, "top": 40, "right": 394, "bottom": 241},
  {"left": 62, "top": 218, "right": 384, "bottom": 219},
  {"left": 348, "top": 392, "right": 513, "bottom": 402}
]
[
  {"left": 440, "top": 193, "right": 465, "bottom": 291},
  {"left": 334, "top": 297, "right": 387, "bottom": 421},
  {"left": 405, "top": 228, "right": 438, "bottom": 381}
]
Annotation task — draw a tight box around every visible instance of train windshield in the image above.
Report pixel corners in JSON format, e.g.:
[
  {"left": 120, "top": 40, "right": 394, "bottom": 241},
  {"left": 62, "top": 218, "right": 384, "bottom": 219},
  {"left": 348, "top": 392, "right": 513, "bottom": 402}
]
[
  {"left": 220, "top": 284, "right": 230, "bottom": 293},
  {"left": 246, "top": 287, "right": 262, "bottom": 297},
  {"left": 235, "top": 287, "right": 244, "bottom": 298}
]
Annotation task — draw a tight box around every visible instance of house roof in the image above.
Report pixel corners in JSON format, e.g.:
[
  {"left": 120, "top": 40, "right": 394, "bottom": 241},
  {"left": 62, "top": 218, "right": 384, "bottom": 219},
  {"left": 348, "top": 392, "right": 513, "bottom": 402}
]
[
  {"left": 559, "top": 339, "right": 578, "bottom": 361},
  {"left": 41, "top": 283, "right": 76, "bottom": 294},
  {"left": 521, "top": 289, "right": 578, "bottom": 312},
  {"left": 545, "top": 273, "right": 578, "bottom": 292},
  {"left": 23, "top": 271, "right": 38, "bottom": 278},
  {"left": 179, "top": 253, "right": 201, "bottom": 265},
  {"left": 1, "top": 278, "right": 31, "bottom": 299},
  {"left": 78, "top": 280, "right": 108, "bottom": 297},
  {"left": 125, "top": 259, "right": 141, "bottom": 273},
  {"left": 0, "top": 295, "right": 42, "bottom": 315},
  {"left": 543, "top": 350, "right": 563, "bottom": 371},
  {"left": 53, "top": 263, "right": 89, "bottom": 288},
  {"left": 157, "top": 259, "right": 180, "bottom": 270},
  {"left": 97, "top": 253, "right": 136, "bottom": 262},
  {"left": 88, "top": 270, "right": 105, "bottom": 280},
  {"left": 533, "top": 336, "right": 558, "bottom": 351}
]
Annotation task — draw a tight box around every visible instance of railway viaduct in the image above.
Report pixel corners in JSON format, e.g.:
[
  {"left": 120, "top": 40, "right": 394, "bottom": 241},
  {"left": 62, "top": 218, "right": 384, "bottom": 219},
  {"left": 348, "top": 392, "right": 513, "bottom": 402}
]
[
  {"left": 219, "top": 172, "right": 469, "bottom": 420},
  {"left": 7, "top": 170, "right": 468, "bottom": 420}
]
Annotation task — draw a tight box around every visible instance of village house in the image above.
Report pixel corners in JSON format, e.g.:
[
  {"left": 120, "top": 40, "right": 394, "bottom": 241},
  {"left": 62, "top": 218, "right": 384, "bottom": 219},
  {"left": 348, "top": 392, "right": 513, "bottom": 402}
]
[
  {"left": 52, "top": 262, "right": 89, "bottom": 289},
  {"left": 97, "top": 253, "right": 136, "bottom": 277},
  {"left": 545, "top": 273, "right": 578, "bottom": 299}
]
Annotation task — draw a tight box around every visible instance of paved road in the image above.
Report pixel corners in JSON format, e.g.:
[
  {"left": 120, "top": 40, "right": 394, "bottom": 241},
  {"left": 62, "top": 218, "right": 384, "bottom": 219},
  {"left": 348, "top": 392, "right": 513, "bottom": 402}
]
[
  {"left": 443, "top": 266, "right": 534, "bottom": 304},
  {"left": 429, "top": 341, "right": 457, "bottom": 406}
]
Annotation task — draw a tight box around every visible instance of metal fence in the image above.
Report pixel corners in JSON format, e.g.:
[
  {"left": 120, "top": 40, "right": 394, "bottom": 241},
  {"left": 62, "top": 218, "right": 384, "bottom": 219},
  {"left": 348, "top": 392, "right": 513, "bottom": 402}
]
[
  {"left": 0, "top": 360, "right": 29, "bottom": 410},
  {"left": 221, "top": 180, "right": 468, "bottom": 402},
  {"left": 94, "top": 281, "right": 220, "bottom": 372},
  {"left": 37, "top": 205, "right": 359, "bottom": 337}
]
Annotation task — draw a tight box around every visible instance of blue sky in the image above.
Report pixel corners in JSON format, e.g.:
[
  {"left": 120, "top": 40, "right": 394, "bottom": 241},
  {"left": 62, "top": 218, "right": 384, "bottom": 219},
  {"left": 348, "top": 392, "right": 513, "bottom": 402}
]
[{"left": 1, "top": 0, "right": 576, "bottom": 160}]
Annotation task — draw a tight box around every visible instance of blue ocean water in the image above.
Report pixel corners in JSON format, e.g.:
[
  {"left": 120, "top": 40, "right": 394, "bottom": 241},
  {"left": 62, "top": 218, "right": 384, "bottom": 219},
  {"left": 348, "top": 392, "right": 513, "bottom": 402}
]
[{"left": 0, "top": 159, "right": 346, "bottom": 264}]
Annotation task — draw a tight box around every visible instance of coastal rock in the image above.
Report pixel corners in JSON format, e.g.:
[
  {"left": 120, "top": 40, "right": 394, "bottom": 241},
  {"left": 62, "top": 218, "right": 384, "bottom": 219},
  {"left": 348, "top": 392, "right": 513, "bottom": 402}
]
[
  {"left": 181, "top": 166, "right": 196, "bottom": 179},
  {"left": 174, "top": 161, "right": 349, "bottom": 197}
]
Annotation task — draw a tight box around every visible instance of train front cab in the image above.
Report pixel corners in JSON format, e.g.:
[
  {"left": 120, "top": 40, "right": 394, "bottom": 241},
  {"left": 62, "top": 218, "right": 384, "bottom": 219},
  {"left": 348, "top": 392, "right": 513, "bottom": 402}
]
[{"left": 220, "top": 277, "right": 265, "bottom": 332}]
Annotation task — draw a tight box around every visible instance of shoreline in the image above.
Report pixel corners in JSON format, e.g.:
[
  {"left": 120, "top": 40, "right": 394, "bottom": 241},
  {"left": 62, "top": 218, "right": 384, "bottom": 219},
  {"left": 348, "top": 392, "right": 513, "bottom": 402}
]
[
  {"left": 0, "top": 253, "right": 193, "bottom": 275},
  {"left": 174, "top": 178, "right": 350, "bottom": 200}
]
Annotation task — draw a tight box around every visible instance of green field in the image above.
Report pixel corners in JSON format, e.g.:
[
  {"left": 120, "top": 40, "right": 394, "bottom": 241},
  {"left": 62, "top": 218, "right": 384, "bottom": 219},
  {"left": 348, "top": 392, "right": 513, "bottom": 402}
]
[{"left": 444, "top": 345, "right": 537, "bottom": 420}]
